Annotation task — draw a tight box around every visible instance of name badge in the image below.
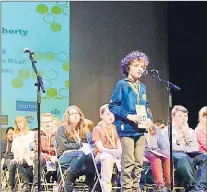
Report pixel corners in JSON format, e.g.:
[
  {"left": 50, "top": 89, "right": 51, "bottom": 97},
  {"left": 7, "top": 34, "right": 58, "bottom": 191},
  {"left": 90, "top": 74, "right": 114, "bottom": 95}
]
[
  {"left": 136, "top": 105, "right": 147, "bottom": 129},
  {"left": 46, "top": 161, "right": 56, "bottom": 172}
]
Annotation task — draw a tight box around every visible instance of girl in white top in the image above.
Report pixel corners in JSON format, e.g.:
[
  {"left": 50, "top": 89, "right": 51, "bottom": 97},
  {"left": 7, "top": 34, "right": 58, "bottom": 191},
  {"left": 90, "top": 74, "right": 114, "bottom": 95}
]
[{"left": 9, "top": 116, "right": 34, "bottom": 192}]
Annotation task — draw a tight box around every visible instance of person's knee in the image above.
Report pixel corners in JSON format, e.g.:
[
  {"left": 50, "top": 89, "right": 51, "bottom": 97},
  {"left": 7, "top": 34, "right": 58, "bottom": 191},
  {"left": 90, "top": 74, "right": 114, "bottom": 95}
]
[
  {"left": 9, "top": 163, "right": 17, "bottom": 170},
  {"left": 16, "top": 164, "right": 24, "bottom": 171},
  {"left": 176, "top": 157, "right": 192, "bottom": 173},
  {"left": 77, "top": 151, "right": 85, "bottom": 158},
  {"left": 178, "top": 156, "right": 191, "bottom": 164},
  {"left": 148, "top": 154, "right": 161, "bottom": 162},
  {"left": 150, "top": 159, "right": 162, "bottom": 170},
  {"left": 173, "top": 152, "right": 188, "bottom": 159},
  {"left": 102, "top": 158, "right": 115, "bottom": 168},
  {"left": 164, "top": 157, "right": 170, "bottom": 164},
  {"left": 100, "top": 152, "right": 115, "bottom": 161},
  {"left": 75, "top": 151, "right": 86, "bottom": 163},
  {"left": 194, "top": 153, "right": 207, "bottom": 164}
]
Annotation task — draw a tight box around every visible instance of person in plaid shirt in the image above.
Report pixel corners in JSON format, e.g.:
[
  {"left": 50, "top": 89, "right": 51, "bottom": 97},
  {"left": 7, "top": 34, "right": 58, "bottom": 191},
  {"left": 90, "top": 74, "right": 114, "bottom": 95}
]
[
  {"left": 33, "top": 113, "right": 60, "bottom": 191},
  {"left": 162, "top": 105, "right": 207, "bottom": 192}
]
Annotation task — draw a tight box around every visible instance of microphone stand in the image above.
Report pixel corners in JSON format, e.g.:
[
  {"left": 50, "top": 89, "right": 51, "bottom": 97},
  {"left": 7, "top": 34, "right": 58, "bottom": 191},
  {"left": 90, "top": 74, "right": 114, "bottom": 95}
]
[
  {"left": 25, "top": 50, "right": 45, "bottom": 192},
  {"left": 145, "top": 70, "right": 181, "bottom": 191}
]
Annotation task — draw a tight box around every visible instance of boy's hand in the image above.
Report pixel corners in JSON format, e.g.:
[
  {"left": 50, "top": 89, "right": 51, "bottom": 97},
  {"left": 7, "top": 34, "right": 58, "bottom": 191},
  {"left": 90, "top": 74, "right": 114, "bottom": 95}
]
[
  {"left": 127, "top": 114, "right": 141, "bottom": 124},
  {"left": 145, "top": 118, "right": 153, "bottom": 129}
]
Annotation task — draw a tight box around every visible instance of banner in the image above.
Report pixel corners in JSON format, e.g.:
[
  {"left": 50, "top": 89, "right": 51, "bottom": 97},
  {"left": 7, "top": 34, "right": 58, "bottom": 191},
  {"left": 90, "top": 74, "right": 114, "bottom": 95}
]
[{"left": 1, "top": 2, "right": 70, "bottom": 128}]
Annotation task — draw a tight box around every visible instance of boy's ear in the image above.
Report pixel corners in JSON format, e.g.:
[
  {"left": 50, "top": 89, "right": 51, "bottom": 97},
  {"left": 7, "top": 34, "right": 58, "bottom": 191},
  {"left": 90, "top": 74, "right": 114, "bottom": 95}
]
[{"left": 100, "top": 114, "right": 104, "bottom": 119}]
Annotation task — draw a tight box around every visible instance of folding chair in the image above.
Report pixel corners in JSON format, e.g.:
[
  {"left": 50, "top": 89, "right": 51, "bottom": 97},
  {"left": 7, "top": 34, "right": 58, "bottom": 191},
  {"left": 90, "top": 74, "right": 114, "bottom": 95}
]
[
  {"left": 31, "top": 164, "right": 57, "bottom": 192},
  {"left": 85, "top": 132, "right": 103, "bottom": 192},
  {"left": 1, "top": 163, "right": 31, "bottom": 192},
  {"left": 15, "top": 165, "right": 33, "bottom": 191},
  {"left": 1, "top": 166, "right": 9, "bottom": 191},
  {"left": 86, "top": 132, "right": 121, "bottom": 192},
  {"left": 41, "top": 164, "right": 58, "bottom": 190},
  {"left": 140, "top": 161, "right": 155, "bottom": 192},
  {"left": 54, "top": 140, "right": 72, "bottom": 192},
  {"left": 54, "top": 139, "right": 97, "bottom": 192}
]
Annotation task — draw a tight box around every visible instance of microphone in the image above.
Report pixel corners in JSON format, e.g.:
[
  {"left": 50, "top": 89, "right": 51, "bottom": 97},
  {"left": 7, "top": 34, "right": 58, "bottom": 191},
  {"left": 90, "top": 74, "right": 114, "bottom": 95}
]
[
  {"left": 24, "top": 48, "right": 34, "bottom": 54},
  {"left": 167, "top": 81, "right": 181, "bottom": 91},
  {"left": 143, "top": 69, "right": 158, "bottom": 75},
  {"left": 143, "top": 69, "right": 181, "bottom": 91}
]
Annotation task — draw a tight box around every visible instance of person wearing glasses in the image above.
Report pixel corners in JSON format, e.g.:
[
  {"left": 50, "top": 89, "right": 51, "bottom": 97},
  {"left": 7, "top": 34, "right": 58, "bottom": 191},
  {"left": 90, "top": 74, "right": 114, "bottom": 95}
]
[
  {"left": 162, "top": 105, "right": 207, "bottom": 192},
  {"left": 33, "top": 113, "right": 60, "bottom": 192},
  {"left": 1, "top": 127, "right": 14, "bottom": 171},
  {"left": 55, "top": 106, "right": 94, "bottom": 192},
  {"left": 195, "top": 106, "right": 207, "bottom": 153},
  {"left": 109, "top": 50, "right": 152, "bottom": 192}
]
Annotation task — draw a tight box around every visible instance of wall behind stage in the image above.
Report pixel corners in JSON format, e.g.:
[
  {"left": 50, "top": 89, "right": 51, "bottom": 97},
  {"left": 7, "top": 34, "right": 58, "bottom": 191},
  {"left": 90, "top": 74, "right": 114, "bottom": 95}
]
[
  {"left": 1, "top": 2, "right": 70, "bottom": 128},
  {"left": 70, "top": 1, "right": 169, "bottom": 123}
]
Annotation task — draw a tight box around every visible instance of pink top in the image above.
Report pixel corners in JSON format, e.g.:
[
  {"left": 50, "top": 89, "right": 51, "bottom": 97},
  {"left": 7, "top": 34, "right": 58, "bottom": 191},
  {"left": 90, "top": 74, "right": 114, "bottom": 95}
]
[{"left": 195, "top": 125, "right": 207, "bottom": 153}]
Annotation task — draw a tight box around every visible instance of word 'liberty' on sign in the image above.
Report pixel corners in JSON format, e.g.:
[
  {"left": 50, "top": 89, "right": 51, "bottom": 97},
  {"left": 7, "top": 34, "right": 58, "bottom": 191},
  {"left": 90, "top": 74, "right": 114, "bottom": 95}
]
[{"left": 2, "top": 27, "right": 28, "bottom": 36}]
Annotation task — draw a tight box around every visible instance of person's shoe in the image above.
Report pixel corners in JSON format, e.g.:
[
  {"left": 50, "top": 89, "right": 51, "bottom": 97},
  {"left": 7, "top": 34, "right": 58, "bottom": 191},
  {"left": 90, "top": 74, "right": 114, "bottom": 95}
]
[
  {"left": 34, "top": 186, "right": 38, "bottom": 192},
  {"left": 155, "top": 185, "right": 168, "bottom": 192},
  {"left": 133, "top": 187, "right": 142, "bottom": 192},
  {"left": 34, "top": 185, "right": 44, "bottom": 192},
  {"left": 137, "top": 187, "right": 142, "bottom": 192},
  {"left": 23, "top": 183, "right": 30, "bottom": 192},
  {"left": 64, "top": 180, "right": 74, "bottom": 192},
  {"left": 165, "top": 184, "right": 174, "bottom": 192}
]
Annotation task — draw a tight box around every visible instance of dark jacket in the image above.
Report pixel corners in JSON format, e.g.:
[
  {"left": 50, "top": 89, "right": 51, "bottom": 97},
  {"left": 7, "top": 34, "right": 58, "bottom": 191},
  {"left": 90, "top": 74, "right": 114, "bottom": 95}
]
[
  {"left": 55, "top": 125, "right": 83, "bottom": 158},
  {"left": 1, "top": 139, "right": 14, "bottom": 160},
  {"left": 109, "top": 78, "right": 152, "bottom": 137}
]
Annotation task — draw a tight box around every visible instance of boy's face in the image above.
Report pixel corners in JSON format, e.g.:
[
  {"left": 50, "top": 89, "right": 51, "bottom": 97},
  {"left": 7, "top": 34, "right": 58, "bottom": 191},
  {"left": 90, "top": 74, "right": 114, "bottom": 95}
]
[
  {"left": 101, "top": 107, "right": 115, "bottom": 125},
  {"left": 173, "top": 111, "right": 188, "bottom": 128},
  {"left": 200, "top": 111, "right": 207, "bottom": 125},
  {"left": 41, "top": 116, "right": 53, "bottom": 131},
  {"left": 128, "top": 59, "right": 145, "bottom": 80}
]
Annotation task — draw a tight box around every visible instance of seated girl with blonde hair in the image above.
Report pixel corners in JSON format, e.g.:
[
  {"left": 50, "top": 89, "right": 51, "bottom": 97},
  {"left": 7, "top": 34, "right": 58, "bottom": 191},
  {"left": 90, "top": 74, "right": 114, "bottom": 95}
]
[{"left": 9, "top": 116, "right": 34, "bottom": 192}]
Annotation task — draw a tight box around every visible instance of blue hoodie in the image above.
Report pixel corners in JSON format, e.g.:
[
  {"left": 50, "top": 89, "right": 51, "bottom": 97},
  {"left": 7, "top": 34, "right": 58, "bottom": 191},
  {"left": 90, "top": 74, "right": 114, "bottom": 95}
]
[{"left": 109, "top": 78, "right": 152, "bottom": 138}]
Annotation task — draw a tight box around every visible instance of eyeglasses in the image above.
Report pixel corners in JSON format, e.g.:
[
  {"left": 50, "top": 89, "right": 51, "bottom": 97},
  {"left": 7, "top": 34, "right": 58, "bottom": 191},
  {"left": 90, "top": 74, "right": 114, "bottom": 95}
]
[
  {"left": 41, "top": 120, "right": 53, "bottom": 123},
  {"left": 68, "top": 112, "right": 80, "bottom": 116}
]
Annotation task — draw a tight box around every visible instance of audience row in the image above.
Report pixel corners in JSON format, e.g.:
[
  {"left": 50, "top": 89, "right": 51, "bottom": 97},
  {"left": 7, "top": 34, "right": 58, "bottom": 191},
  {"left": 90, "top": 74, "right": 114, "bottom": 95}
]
[{"left": 1, "top": 105, "right": 207, "bottom": 192}]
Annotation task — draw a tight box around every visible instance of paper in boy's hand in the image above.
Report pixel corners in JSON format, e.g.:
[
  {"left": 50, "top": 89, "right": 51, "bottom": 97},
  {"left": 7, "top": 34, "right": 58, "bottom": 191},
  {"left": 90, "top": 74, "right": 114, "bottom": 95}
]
[
  {"left": 78, "top": 143, "right": 91, "bottom": 155},
  {"left": 136, "top": 105, "right": 147, "bottom": 129}
]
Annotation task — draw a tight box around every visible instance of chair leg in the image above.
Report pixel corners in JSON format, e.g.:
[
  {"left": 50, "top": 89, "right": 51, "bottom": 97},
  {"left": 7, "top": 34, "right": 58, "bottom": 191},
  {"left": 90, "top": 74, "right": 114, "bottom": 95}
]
[
  {"left": 41, "top": 170, "right": 50, "bottom": 192},
  {"left": 15, "top": 169, "right": 22, "bottom": 191},
  {"left": 91, "top": 178, "right": 99, "bottom": 192},
  {"left": 1, "top": 171, "right": 9, "bottom": 192}
]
